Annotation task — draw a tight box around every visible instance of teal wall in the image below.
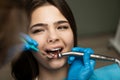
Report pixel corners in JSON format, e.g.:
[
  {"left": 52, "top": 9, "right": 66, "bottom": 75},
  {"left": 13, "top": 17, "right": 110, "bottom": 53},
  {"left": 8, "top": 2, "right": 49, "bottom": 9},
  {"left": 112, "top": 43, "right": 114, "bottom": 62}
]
[{"left": 66, "top": 0, "right": 120, "bottom": 37}]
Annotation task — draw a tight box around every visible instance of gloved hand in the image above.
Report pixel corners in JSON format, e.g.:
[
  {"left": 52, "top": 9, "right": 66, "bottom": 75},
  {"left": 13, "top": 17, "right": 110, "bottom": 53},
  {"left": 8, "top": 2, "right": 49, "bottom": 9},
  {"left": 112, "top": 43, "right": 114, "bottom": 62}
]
[
  {"left": 89, "top": 63, "right": 120, "bottom": 80},
  {"left": 67, "top": 47, "right": 96, "bottom": 80},
  {"left": 20, "top": 33, "right": 39, "bottom": 52}
]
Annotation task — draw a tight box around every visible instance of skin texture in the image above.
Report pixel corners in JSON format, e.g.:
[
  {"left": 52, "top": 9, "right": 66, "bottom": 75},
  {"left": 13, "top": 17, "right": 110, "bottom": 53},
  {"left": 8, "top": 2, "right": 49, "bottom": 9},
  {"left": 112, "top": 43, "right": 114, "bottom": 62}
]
[{"left": 28, "top": 4, "right": 74, "bottom": 80}]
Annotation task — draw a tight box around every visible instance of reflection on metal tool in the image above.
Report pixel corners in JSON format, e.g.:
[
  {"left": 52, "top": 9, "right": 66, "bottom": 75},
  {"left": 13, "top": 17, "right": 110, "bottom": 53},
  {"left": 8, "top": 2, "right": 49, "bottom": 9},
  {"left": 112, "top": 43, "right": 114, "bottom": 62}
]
[{"left": 58, "top": 52, "right": 120, "bottom": 67}]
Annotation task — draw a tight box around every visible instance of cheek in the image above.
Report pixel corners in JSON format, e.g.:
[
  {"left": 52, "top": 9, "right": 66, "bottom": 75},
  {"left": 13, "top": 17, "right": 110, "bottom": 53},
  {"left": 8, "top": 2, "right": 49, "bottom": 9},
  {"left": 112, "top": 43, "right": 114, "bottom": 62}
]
[
  {"left": 29, "top": 34, "right": 47, "bottom": 49},
  {"left": 62, "top": 31, "right": 74, "bottom": 48}
]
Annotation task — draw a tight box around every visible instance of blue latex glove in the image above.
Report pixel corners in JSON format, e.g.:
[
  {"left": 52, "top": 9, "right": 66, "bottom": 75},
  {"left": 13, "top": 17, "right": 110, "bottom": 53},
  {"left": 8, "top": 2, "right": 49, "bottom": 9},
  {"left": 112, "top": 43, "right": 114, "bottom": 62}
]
[
  {"left": 67, "top": 47, "right": 96, "bottom": 80},
  {"left": 89, "top": 63, "right": 120, "bottom": 80},
  {"left": 20, "top": 33, "right": 39, "bottom": 52}
]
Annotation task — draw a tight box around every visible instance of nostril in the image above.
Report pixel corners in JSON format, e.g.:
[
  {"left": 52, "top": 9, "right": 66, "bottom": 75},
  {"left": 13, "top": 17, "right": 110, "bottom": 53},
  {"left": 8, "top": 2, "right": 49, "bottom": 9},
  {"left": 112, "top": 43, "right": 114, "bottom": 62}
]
[{"left": 47, "top": 38, "right": 59, "bottom": 43}]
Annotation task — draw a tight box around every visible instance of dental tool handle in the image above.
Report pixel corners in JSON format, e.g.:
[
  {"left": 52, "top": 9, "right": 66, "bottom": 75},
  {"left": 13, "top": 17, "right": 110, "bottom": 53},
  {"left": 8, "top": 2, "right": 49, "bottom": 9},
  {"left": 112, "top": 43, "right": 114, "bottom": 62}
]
[{"left": 58, "top": 52, "right": 116, "bottom": 62}]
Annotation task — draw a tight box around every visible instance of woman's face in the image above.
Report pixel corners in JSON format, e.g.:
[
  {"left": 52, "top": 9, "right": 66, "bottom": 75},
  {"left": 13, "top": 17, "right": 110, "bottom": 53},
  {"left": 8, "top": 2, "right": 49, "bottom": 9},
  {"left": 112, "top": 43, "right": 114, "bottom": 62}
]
[{"left": 28, "top": 4, "right": 74, "bottom": 69}]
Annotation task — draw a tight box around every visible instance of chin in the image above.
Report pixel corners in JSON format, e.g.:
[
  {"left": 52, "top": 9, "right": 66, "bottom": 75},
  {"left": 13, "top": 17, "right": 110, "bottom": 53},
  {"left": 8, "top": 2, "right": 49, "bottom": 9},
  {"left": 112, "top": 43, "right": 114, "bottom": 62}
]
[{"left": 49, "top": 57, "right": 67, "bottom": 69}]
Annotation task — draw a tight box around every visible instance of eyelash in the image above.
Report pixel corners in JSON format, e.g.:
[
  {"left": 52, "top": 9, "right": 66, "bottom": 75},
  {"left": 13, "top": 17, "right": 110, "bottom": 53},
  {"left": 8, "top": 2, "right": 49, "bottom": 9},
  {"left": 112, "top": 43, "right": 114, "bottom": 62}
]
[
  {"left": 31, "top": 25, "right": 69, "bottom": 34},
  {"left": 32, "top": 29, "right": 44, "bottom": 34},
  {"left": 57, "top": 25, "right": 69, "bottom": 30}
]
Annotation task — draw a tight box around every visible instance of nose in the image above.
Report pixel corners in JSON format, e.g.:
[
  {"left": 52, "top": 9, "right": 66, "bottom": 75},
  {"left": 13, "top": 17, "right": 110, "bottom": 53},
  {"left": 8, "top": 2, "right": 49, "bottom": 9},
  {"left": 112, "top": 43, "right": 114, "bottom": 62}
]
[{"left": 47, "top": 30, "right": 59, "bottom": 43}]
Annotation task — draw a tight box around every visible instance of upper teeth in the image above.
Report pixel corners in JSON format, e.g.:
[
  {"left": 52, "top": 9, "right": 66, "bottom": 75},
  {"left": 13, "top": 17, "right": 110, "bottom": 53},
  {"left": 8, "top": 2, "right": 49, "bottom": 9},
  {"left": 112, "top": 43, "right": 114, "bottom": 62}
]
[{"left": 50, "top": 48, "right": 61, "bottom": 51}]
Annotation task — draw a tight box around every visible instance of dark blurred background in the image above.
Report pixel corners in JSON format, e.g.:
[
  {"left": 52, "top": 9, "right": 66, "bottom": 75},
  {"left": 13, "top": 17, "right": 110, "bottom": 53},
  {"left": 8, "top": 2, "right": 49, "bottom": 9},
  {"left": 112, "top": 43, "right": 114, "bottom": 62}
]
[{"left": 67, "top": 0, "right": 120, "bottom": 37}]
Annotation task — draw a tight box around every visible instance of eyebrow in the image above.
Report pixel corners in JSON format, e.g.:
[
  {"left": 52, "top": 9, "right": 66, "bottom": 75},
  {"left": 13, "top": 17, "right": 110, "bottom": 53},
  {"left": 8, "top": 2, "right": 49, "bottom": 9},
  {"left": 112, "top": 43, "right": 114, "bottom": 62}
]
[
  {"left": 30, "top": 23, "right": 47, "bottom": 30},
  {"left": 55, "top": 20, "right": 69, "bottom": 25},
  {"left": 30, "top": 20, "right": 69, "bottom": 30}
]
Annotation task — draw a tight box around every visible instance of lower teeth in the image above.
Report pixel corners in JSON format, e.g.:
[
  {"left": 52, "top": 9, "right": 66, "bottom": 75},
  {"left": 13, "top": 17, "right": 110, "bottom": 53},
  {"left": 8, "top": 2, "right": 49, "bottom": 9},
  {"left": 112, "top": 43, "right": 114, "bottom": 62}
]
[{"left": 50, "top": 53, "right": 54, "bottom": 56}]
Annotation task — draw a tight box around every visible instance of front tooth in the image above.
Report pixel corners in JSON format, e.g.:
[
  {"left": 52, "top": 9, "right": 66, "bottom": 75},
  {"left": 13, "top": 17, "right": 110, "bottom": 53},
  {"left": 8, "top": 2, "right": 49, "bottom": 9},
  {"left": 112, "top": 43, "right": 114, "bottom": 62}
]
[{"left": 51, "top": 48, "right": 60, "bottom": 51}]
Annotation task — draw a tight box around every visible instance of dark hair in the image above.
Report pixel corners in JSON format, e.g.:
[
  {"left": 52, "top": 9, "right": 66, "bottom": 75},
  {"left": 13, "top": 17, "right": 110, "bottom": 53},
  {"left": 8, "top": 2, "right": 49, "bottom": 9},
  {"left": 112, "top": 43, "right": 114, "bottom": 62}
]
[
  {"left": 11, "top": 0, "right": 77, "bottom": 80},
  {"left": 11, "top": 51, "right": 39, "bottom": 80}
]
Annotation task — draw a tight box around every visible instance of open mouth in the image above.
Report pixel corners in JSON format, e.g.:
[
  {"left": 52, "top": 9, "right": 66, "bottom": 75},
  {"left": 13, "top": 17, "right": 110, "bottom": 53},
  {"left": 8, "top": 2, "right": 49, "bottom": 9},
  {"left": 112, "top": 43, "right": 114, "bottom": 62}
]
[{"left": 45, "top": 48, "right": 63, "bottom": 59}]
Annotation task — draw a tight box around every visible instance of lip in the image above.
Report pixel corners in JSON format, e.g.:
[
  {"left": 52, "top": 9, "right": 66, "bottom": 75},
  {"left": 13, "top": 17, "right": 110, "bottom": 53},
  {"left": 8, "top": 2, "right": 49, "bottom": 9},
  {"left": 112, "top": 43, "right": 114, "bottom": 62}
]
[{"left": 44, "top": 46, "right": 64, "bottom": 59}]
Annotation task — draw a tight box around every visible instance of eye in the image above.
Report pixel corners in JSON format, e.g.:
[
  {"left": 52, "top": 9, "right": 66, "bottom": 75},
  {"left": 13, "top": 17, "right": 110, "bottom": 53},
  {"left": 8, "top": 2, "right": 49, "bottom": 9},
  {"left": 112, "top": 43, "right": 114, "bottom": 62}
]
[
  {"left": 57, "top": 25, "right": 69, "bottom": 30},
  {"left": 31, "top": 29, "right": 45, "bottom": 34}
]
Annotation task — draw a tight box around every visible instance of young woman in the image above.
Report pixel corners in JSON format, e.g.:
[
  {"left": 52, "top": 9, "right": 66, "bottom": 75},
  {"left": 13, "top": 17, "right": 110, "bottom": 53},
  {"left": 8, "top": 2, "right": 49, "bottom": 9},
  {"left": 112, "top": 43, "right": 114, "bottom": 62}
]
[{"left": 11, "top": 0, "right": 95, "bottom": 80}]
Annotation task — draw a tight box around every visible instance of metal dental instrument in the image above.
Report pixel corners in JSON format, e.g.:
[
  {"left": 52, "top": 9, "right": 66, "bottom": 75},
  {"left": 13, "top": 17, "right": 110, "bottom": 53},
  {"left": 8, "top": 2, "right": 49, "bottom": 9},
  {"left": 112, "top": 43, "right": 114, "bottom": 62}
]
[{"left": 58, "top": 52, "right": 120, "bottom": 67}]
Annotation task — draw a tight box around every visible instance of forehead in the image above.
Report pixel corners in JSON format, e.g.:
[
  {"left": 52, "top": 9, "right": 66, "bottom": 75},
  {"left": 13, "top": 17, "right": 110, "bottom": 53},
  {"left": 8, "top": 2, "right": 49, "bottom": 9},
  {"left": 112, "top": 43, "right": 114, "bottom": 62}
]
[
  {"left": 31, "top": 4, "right": 67, "bottom": 25},
  {"left": 32, "top": 4, "right": 62, "bottom": 17}
]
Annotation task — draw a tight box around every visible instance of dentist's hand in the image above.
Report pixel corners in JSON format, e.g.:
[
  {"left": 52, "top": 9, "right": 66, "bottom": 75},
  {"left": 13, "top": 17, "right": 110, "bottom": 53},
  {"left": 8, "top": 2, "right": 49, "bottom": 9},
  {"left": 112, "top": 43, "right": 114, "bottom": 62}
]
[
  {"left": 20, "top": 33, "right": 39, "bottom": 52},
  {"left": 67, "top": 47, "right": 96, "bottom": 80}
]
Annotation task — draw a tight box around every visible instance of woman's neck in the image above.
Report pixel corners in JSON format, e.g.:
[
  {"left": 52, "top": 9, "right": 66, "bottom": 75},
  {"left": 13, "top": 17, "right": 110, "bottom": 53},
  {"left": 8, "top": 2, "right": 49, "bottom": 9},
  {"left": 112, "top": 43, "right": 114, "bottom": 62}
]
[{"left": 38, "top": 64, "right": 68, "bottom": 80}]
